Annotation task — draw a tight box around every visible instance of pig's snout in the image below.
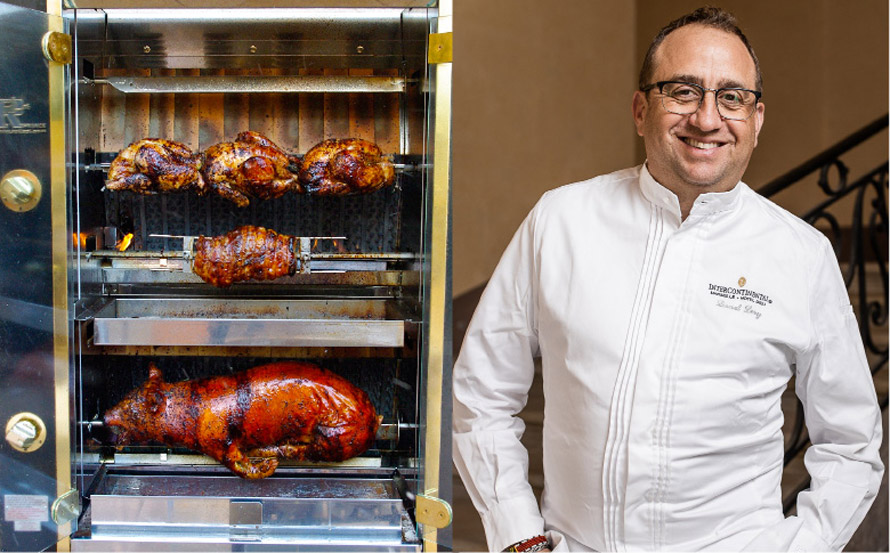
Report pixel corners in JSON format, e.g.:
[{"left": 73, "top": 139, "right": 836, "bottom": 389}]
[
  {"left": 102, "top": 409, "right": 126, "bottom": 444},
  {"left": 103, "top": 408, "right": 121, "bottom": 427}
]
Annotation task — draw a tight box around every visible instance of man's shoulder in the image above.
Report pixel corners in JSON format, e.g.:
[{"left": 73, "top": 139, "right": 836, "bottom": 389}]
[{"left": 741, "top": 186, "right": 832, "bottom": 251}]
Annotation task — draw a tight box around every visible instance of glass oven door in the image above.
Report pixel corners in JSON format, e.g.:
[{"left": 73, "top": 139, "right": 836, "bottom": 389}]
[{"left": 0, "top": 2, "right": 73, "bottom": 551}]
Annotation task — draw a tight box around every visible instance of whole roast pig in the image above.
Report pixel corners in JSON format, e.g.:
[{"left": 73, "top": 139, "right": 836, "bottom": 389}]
[{"left": 104, "top": 361, "right": 380, "bottom": 479}]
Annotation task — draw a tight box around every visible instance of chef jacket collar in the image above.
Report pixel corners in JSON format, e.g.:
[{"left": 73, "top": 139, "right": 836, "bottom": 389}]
[{"left": 639, "top": 162, "right": 745, "bottom": 220}]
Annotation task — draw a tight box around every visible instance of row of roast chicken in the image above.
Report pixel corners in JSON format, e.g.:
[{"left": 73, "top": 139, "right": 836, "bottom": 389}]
[{"left": 107, "top": 131, "right": 395, "bottom": 207}]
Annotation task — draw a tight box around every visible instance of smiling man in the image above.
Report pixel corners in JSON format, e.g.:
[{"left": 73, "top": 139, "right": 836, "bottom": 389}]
[
  {"left": 633, "top": 21, "right": 764, "bottom": 217},
  {"left": 453, "top": 7, "right": 882, "bottom": 552}
]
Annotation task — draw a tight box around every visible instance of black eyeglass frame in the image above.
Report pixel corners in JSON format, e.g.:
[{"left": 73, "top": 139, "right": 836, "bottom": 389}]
[{"left": 640, "top": 80, "right": 763, "bottom": 121}]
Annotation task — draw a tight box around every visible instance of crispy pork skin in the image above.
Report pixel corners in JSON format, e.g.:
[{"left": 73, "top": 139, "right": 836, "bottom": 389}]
[
  {"left": 106, "top": 139, "right": 206, "bottom": 195},
  {"left": 104, "top": 361, "right": 380, "bottom": 479},
  {"left": 203, "top": 131, "right": 301, "bottom": 207},
  {"left": 298, "top": 138, "right": 395, "bottom": 195},
  {"left": 191, "top": 225, "right": 296, "bottom": 288}
]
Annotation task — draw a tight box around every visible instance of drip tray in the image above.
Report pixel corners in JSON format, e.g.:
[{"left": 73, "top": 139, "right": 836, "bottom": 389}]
[
  {"left": 84, "top": 474, "right": 416, "bottom": 549},
  {"left": 90, "top": 298, "right": 409, "bottom": 347}
]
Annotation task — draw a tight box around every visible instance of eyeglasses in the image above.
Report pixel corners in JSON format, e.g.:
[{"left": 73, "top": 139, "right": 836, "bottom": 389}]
[{"left": 640, "top": 81, "right": 762, "bottom": 121}]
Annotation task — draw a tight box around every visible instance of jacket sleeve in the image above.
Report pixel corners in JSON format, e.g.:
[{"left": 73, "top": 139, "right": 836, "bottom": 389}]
[
  {"left": 745, "top": 237, "right": 884, "bottom": 552},
  {"left": 452, "top": 205, "right": 545, "bottom": 552}
]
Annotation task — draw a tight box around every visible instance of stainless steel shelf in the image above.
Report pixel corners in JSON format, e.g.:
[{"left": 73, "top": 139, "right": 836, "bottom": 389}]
[
  {"left": 90, "top": 298, "right": 410, "bottom": 348},
  {"left": 81, "top": 474, "right": 417, "bottom": 549}
]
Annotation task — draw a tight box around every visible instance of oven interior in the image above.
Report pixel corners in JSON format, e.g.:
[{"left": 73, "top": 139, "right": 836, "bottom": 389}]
[{"left": 65, "top": 5, "right": 440, "bottom": 549}]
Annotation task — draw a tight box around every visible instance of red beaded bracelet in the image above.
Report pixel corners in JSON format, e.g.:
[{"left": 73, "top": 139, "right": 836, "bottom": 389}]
[{"left": 503, "top": 534, "right": 549, "bottom": 552}]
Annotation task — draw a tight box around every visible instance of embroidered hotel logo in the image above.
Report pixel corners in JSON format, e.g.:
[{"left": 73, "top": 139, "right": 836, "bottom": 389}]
[{"left": 708, "top": 279, "right": 773, "bottom": 307}]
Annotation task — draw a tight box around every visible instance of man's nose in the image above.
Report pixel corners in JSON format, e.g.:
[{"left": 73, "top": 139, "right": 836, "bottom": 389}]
[{"left": 687, "top": 91, "right": 722, "bottom": 131}]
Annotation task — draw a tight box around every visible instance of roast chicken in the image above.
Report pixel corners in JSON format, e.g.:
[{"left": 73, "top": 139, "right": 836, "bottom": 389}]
[
  {"left": 104, "top": 361, "right": 380, "bottom": 479},
  {"left": 191, "top": 225, "right": 295, "bottom": 288},
  {"left": 203, "top": 131, "right": 301, "bottom": 207},
  {"left": 298, "top": 138, "right": 395, "bottom": 195},
  {"left": 106, "top": 139, "right": 206, "bottom": 195}
]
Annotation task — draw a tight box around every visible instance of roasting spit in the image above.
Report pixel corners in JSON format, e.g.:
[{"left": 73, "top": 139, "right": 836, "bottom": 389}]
[{"left": 0, "top": 1, "right": 453, "bottom": 551}]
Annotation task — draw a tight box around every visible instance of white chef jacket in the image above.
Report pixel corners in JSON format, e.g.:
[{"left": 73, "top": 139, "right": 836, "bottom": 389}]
[{"left": 452, "top": 165, "right": 883, "bottom": 552}]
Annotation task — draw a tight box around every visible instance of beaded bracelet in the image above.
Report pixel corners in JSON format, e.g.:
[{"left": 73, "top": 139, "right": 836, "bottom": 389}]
[{"left": 503, "top": 534, "right": 549, "bottom": 552}]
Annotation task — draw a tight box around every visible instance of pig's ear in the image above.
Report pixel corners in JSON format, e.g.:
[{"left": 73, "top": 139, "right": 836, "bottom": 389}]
[
  {"left": 148, "top": 363, "right": 164, "bottom": 383},
  {"left": 144, "top": 363, "right": 166, "bottom": 415}
]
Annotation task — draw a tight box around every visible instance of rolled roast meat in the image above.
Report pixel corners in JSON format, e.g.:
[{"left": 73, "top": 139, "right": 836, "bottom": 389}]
[
  {"left": 104, "top": 361, "right": 380, "bottom": 479},
  {"left": 191, "top": 225, "right": 296, "bottom": 288}
]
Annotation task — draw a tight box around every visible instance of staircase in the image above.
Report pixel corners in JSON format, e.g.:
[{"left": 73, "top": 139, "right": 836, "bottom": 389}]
[
  {"left": 450, "top": 115, "right": 889, "bottom": 552},
  {"left": 760, "top": 114, "right": 888, "bottom": 551}
]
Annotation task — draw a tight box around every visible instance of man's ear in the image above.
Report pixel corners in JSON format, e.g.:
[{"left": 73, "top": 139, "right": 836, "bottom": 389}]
[
  {"left": 752, "top": 101, "right": 765, "bottom": 147},
  {"left": 632, "top": 90, "right": 648, "bottom": 137}
]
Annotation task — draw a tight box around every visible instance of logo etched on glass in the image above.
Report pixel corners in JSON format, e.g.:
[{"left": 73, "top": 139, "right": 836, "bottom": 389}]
[{"left": 0, "top": 98, "right": 47, "bottom": 135}]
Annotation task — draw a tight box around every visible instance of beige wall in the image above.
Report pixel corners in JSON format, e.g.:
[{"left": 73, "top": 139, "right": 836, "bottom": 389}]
[
  {"left": 453, "top": 1, "right": 888, "bottom": 297},
  {"left": 452, "top": 0, "right": 639, "bottom": 295}
]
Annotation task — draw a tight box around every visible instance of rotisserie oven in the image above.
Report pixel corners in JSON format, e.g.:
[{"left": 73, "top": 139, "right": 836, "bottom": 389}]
[{"left": 0, "top": 1, "right": 453, "bottom": 550}]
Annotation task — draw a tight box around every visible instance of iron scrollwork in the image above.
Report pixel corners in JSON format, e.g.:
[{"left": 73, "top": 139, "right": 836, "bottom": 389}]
[{"left": 760, "top": 115, "right": 888, "bottom": 514}]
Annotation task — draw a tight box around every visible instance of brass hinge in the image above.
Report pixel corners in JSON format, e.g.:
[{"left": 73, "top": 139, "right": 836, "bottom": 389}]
[
  {"left": 428, "top": 32, "right": 453, "bottom": 64},
  {"left": 51, "top": 489, "right": 80, "bottom": 525},
  {"left": 415, "top": 492, "right": 452, "bottom": 528}
]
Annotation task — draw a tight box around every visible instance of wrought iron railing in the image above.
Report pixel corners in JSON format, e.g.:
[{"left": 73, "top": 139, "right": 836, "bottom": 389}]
[{"left": 758, "top": 114, "right": 889, "bottom": 513}]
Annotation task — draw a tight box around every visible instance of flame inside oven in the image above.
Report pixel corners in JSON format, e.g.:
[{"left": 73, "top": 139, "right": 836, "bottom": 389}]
[
  {"left": 116, "top": 233, "right": 134, "bottom": 252},
  {"left": 73, "top": 233, "right": 88, "bottom": 249}
]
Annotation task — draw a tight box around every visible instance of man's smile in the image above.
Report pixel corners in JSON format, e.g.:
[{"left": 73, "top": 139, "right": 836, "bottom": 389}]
[{"left": 679, "top": 137, "right": 725, "bottom": 150}]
